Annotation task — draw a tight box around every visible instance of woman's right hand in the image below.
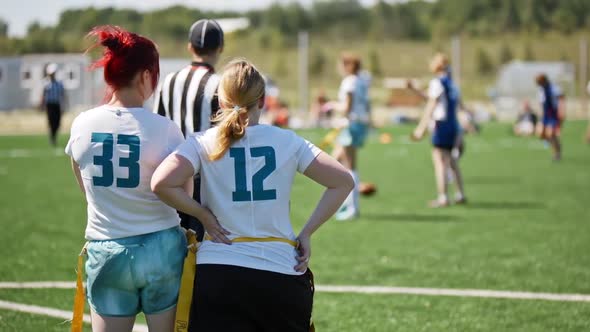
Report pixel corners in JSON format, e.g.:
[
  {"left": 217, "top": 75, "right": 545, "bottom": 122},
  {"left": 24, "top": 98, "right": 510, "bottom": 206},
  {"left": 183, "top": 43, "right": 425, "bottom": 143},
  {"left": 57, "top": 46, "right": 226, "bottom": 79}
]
[
  {"left": 197, "top": 207, "right": 232, "bottom": 245},
  {"left": 411, "top": 128, "right": 424, "bottom": 141},
  {"left": 294, "top": 234, "right": 311, "bottom": 272}
]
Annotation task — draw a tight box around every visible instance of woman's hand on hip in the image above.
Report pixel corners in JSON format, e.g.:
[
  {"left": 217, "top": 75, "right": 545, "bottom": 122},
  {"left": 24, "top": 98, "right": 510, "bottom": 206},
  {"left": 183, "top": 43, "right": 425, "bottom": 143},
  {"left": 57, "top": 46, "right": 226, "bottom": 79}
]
[
  {"left": 294, "top": 234, "right": 311, "bottom": 272},
  {"left": 198, "top": 207, "right": 232, "bottom": 245}
]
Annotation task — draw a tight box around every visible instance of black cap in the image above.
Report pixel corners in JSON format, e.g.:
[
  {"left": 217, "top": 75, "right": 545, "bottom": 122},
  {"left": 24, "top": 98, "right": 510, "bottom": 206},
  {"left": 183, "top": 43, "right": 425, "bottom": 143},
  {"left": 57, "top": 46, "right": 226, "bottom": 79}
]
[{"left": 189, "top": 19, "right": 224, "bottom": 50}]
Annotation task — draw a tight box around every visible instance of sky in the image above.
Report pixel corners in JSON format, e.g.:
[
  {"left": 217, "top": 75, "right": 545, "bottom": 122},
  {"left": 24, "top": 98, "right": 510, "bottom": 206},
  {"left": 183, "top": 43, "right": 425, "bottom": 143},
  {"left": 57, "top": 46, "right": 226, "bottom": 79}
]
[{"left": 1, "top": 0, "right": 389, "bottom": 37}]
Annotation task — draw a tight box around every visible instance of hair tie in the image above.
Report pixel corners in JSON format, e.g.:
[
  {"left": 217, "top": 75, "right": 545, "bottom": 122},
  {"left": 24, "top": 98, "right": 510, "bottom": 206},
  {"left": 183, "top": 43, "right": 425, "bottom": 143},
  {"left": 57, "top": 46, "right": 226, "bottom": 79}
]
[{"left": 233, "top": 105, "right": 241, "bottom": 113}]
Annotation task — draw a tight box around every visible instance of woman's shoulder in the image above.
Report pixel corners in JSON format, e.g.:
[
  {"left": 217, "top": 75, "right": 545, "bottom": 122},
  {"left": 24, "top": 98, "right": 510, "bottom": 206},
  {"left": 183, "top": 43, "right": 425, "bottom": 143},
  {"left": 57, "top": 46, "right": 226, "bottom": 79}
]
[
  {"left": 342, "top": 74, "right": 358, "bottom": 84},
  {"left": 250, "top": 124, "right": 295, "bottom": 136},
  {"left": 71, "top": 105, "right": 105, "bottom": 123},
  {"left": 187, "top": 127, "right": 219, "bottom": 144},
  {"left": 429, "top": 77, "right": 442, "bottom": 86},
  {"left": 253, "top": 125, "right": 306, "bottom": 146}
]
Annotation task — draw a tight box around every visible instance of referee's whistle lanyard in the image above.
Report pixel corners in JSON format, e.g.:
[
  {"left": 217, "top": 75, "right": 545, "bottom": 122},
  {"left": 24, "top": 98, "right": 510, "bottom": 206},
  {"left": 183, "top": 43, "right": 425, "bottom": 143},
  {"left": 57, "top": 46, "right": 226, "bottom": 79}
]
[{"left": 71, "top": 233, "right": 316, "bottom": 332}]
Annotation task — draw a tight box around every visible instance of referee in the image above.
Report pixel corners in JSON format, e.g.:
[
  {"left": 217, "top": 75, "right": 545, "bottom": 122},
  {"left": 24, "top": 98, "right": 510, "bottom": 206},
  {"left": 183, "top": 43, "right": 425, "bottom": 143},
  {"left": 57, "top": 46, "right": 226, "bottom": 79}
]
[
  {"left": 154, "top": 19, "right": 224, "bottom": 240},
  {"left": 40, "top": 63, "right": 66, "bottom": 146}
]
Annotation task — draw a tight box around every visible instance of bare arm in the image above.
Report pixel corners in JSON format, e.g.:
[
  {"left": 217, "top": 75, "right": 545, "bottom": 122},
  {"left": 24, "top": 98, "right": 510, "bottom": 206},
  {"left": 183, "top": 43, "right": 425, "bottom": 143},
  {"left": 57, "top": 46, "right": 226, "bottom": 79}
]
[
  {"left": 70, "top": 158, "right": 85, "bottom": 196},
  {"left": 295, "top": 152, "right": 354, "bottom": 271},
  {"left": 39, "top": 89, "right": 45, "bottom": 111},
  {"left": 151, "top": 154, "right": 230, "bottom": 244},
  {"left": 184, "top": 177, "right": 194, "bottom": 197},
  {"left": 406, "top": 80, "right": 428, "bottom": 101},
  {"left": 558, "top": 96, "right": 566, "bottom": 120}
]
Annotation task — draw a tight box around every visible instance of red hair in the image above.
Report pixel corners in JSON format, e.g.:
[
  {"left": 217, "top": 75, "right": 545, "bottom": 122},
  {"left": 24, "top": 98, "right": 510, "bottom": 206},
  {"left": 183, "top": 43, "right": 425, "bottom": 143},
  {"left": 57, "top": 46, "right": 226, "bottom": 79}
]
[{"left": 87, "top": 26, "right": 159, "bottom": 92}]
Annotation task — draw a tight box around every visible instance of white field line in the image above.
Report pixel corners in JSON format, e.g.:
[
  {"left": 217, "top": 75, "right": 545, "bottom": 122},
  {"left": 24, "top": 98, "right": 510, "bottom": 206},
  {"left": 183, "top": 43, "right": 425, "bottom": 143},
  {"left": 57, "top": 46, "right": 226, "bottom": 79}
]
[
  {"left": 0, "top": 300, "right": 148, "bottom": 332},
  {"left": 315, "top": 285, "right": 590, "bottom": 302},
  {"left": 0, "top": 148, "right": 64, "bottom": 158},
  {"left": 2, "top": 281, "right": 590, "bottom": 303},
  {"left": 0, "top": 281, "right": 76, "bottom": 289}
]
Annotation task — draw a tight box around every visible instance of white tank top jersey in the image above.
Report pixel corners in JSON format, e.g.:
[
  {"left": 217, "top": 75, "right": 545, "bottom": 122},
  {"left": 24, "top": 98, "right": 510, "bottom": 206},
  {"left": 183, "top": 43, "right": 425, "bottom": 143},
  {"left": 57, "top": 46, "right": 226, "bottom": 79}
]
[
  {"left": 428, "top": 76, "right": 461, "bottom": 122},
  {"left": 65, "top": 105, "right": 184, "bottom": 240},
  {"left": 338, "top": 73, "right": 371, "bottom": 123},
  {"left": 175, "top": 125, "right": 322, "bottom": 275},
  {"left": 428, "top": 77, "right": 447, "bottom": 121}
]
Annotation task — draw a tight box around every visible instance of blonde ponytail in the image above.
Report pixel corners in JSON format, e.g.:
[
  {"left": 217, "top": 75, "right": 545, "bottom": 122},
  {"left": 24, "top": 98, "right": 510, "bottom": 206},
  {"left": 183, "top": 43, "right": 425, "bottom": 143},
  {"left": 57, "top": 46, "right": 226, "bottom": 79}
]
[
  {"left": 208, "top": 59, "right": 266, "bottom": 161},
  {"left": 209, "top": 106, "right": 248, "bottom": 161}
]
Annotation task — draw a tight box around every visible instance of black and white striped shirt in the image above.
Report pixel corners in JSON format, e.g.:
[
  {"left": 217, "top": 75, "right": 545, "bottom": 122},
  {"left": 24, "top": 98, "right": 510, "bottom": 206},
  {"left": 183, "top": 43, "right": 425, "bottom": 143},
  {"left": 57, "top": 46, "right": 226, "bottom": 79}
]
[{"left": 154, "top": 62, "right": 220, "bottom": 137}]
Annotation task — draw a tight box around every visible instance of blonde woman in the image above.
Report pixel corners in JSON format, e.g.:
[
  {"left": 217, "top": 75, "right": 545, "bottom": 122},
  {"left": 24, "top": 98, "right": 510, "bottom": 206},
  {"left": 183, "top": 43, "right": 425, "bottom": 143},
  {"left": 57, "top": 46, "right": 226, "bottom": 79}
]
[
  {"left": 151, "top": 59, "right": 353, "bottom": 331},
  {"left": 412, "top": 53, "right": 466, "bottom": 207}
]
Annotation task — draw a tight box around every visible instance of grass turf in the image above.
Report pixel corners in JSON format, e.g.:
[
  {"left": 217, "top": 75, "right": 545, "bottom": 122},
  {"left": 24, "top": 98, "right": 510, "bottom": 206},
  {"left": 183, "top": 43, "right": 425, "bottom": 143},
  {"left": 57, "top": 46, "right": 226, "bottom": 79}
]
[
  {"left": 0, "top": 121, "right": 589, "bottom": 331},
  {"left": 0, "top": 288, "right": 590, "bottom": 331}
]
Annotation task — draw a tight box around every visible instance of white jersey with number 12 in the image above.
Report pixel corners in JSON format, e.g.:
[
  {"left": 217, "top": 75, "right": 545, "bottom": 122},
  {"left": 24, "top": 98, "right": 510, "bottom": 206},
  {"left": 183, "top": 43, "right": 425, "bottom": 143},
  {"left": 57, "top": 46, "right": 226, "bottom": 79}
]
[{"left": 175, "top": 124, "right": 322, "bottom": 275}]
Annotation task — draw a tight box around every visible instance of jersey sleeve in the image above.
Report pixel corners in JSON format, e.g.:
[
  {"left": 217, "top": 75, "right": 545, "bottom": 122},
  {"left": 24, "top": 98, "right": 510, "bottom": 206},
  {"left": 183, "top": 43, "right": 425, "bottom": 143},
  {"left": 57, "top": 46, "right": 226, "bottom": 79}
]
[
  {"left": 538, "top": 89, "right": 545, "bottom": 103},
  {"left": 174, "top": 136, "right": 202, "bottom": 175},
  {"left": 428, "top": 79, "right": 444, "bottom": 100},
  {"left": 64, "top": 113, "right": 83, "bottom": 157},
  {"left": 340, "top": 76, "right": 356, "bottom": 94},
  {"left": 296, "top": 136, "right": 322, "bottom": 173},
  {"left": 165, "top": 121, "right": 184, "bottom": 154}
]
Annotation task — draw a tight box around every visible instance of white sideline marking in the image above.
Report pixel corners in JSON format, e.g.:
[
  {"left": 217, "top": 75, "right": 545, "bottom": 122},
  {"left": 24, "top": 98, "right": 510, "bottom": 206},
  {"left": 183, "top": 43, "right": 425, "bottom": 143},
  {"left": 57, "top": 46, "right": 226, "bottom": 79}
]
[
  {"left": 2, "top": 281, "right": 590, "bottom": 303},
  {"left": 0, "top": 281, "right": 76, "bottom": 289},
  {"left": 0, "top": 148, "right": 64, "bottom": 159},
  {"left": 315, "top": 285, "right": 590, "bottom": 302},
  {"left": 0, "top": 300, "right": 148, "bottom": 332}
]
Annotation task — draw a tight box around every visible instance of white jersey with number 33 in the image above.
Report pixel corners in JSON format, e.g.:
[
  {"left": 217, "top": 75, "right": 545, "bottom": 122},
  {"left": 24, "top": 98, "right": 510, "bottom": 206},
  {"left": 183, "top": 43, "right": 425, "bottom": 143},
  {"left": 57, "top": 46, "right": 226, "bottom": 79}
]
[
  {"left": 65, "top": 105, "right": 184, "bottom": 241},
  {"left": 175, "top": 125, "right": 322, "bottom": 275}
]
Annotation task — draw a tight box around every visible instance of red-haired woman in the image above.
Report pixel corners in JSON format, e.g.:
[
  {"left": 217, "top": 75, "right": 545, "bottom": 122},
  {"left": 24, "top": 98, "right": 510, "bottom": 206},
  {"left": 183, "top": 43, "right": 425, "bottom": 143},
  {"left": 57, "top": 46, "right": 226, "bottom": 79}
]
[{"left": 65, "top": 26, "right": 188, "bottom": 331}]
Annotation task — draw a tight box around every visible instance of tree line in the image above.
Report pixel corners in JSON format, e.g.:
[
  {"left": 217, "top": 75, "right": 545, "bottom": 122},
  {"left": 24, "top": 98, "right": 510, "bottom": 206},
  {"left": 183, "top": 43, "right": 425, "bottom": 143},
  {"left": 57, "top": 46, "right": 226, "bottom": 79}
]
[{"left": 0, "top": 0, "right": 589, "bottom": 55}]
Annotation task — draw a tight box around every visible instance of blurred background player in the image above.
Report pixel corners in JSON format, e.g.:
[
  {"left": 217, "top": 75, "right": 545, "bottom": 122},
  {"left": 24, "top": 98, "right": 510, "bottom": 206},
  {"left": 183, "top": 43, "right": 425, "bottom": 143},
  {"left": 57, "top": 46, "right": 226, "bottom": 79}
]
[
  {"left": 40, "top": 63, "right": 66, "bottom": 146},
  {"left": 66, "top": 26, "right": 187, "bottom": 332},
  {"left": 406, "top": 66, "right": 471, "bottom": 185},
  {"left": 262, "top": 77, "right": 290, "bottom": 127},
  {"left": 310, "top": 89, "right": 334, "bottom": 128},
  {"left": 332, "top": 53, "right": 371, "bottom": 220},
  {"left": 151, "top": 59, "right": 354, "bottom": 331},
  {"left": 412, "top": 53, "right": 466, "bottom": 208},
  {"left": 153, "top": 19, "right": 224, "bottom": 240},
  {"left": 535, "top": 73, "right": 565, "bottom": 161},
  {"left": 513, "top": 100, "right": 538, "bottom": 137}
]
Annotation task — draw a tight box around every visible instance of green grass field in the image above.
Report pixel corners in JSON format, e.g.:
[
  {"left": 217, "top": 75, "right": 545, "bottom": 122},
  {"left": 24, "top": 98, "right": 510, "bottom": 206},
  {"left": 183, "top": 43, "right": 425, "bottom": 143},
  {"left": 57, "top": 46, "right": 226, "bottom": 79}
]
[{"left": 1, "top": 121, "right": 589, "bottom": 331}]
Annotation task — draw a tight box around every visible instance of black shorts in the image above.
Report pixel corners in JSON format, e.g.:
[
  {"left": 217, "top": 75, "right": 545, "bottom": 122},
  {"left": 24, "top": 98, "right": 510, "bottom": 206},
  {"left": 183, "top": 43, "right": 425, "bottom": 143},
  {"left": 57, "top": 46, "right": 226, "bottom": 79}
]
[
  {"left": 189, "top": 264, "right": 314, "bottom": 332},
  {"left": 433, "top": 143, "right": 454, "bottom": 151},
  {"left": 46, "top": 103, "right": 62, "bottom": 133}
]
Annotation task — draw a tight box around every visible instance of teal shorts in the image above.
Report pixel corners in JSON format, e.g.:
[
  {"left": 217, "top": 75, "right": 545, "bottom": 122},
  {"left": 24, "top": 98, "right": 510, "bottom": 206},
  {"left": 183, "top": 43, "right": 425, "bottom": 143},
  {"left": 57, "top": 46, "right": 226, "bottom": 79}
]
[
  {"left": 85, "top": 226, "right": 187, "bottom": 317},
  {"left": 338, "top": 122, "right": 369, "bottom": 148}
]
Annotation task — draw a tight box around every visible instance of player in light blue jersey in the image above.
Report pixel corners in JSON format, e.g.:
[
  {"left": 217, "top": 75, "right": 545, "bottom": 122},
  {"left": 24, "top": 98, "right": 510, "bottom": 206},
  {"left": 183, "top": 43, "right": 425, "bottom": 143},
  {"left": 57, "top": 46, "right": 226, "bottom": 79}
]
[{"left": 332, "top": 53, "right": 371, "bottom": 220}]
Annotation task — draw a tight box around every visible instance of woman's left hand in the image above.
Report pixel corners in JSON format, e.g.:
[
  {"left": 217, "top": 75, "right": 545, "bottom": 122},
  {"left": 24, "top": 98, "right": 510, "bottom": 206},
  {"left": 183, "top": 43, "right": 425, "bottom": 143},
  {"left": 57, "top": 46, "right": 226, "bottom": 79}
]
[{"left": 294, "top": 234, "right": 311, "bottom": 272}]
